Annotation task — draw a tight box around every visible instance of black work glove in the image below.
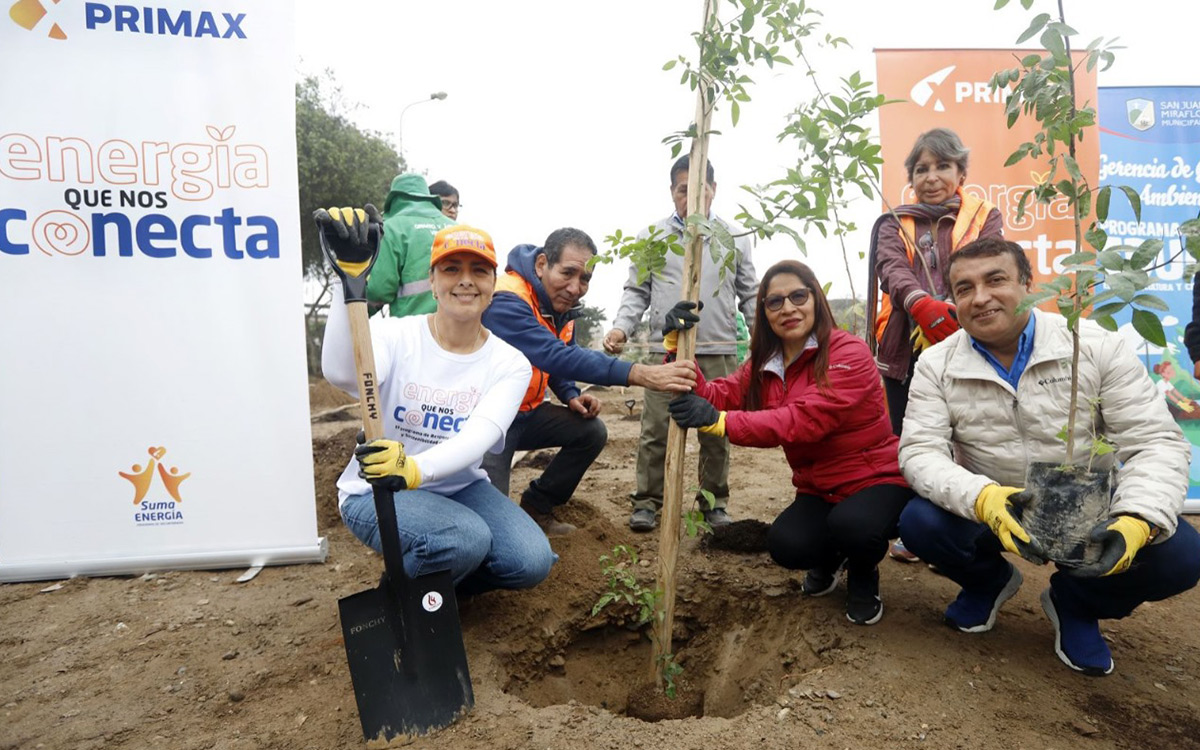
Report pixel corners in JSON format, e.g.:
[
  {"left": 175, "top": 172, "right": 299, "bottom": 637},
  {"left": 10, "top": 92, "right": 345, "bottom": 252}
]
[
  {"left": 668, "top": 393, "right": 722, "bottom": 431},
  {"left": 662, "top": 300, "right": 702, "bottom": 359},
  {"left": 312, "top": 204, "right": 383, "bottom": 301},
  {"left": 662, "top": 300, "right": 703, "bottom": 336}
]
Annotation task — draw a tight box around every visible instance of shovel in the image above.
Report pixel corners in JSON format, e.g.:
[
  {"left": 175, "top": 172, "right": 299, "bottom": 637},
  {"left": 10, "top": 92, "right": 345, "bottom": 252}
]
[{"left": 317, "top": 210, "right": 474, "bottom": 741}]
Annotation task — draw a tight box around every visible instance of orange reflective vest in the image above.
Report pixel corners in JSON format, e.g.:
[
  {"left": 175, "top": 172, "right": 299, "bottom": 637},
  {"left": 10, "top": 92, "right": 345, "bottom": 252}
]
[
  {"left": 873, "top": 190, "right": 994, "bottom": 343},
  {"left": 494, "top": 271, "right": 575, "bottom": 412}
]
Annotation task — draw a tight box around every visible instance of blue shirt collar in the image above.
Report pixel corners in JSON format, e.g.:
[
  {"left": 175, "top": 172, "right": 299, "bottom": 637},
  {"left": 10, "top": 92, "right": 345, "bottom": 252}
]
[{"left": 968, "top": 313, "right": 1037, "bottom": 390}]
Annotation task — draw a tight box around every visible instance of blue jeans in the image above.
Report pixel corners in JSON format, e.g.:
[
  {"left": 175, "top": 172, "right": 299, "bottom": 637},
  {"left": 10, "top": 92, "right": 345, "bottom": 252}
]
[
  {"left": 340, "top": 479, "right": 557, "bottom": 594},
  {"left": 899, "top": 496, "right": 1200, "bottom": 619}
]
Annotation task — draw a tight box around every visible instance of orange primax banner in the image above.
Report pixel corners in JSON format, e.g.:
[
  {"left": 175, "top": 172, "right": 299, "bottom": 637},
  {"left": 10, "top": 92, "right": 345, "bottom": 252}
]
[{"left": 874, "top": 48, "right": 1098, "bottom": 285}]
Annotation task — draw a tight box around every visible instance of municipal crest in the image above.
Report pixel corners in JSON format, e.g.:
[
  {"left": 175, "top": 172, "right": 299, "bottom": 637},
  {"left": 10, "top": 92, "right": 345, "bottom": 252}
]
[{"left": 1127, "top": 98, "right": 1155, "bottom": 131}]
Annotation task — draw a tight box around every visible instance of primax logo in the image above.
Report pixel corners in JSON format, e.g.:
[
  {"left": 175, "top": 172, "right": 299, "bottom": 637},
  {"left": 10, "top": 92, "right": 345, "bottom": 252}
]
[
  {"left": 8, "top": 0, "right": 67, "bottom": 39},
  {"left": 8, "top": 1, "right": 248, "bottom": 40},
  {"left": 910, "top": 66, "right": 956, "bottom": 112},
  {"left": 910, "top": 65, "right": 1008, "bottom": 109},
  {"left": 85, "top": 3, "right": 247, "bottom": 38}
]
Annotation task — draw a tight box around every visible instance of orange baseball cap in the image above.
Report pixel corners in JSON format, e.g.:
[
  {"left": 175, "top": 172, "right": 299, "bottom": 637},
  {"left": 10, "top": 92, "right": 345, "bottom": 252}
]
[{"left": 430, "top": 225, "right": 497, "bottom": 268}]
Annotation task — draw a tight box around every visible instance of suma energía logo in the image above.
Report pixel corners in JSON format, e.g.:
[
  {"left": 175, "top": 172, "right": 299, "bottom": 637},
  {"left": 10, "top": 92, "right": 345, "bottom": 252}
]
[{"left": 119, "top": 444, "right": 192, "bottom": 525}]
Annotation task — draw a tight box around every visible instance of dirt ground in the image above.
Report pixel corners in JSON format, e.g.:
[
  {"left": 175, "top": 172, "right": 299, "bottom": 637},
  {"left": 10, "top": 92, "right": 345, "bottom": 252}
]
[{"left": 4, "top": 382, "right": 1200, "bottom": 750}]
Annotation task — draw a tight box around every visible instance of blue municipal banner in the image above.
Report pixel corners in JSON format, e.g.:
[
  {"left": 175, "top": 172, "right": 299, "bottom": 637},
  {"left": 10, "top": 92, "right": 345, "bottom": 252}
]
[{"left": 1099, "top": 86, "right": 1200, "bottom": 511}]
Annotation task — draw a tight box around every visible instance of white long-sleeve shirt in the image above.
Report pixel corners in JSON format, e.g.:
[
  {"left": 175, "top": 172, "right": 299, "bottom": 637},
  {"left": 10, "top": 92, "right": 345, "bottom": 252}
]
[{"left": 322, "top": 282, "right": 532, "bottom": 503}]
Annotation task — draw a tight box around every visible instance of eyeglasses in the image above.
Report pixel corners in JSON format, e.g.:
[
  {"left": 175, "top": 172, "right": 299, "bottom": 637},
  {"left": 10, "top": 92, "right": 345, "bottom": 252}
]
[
  {"left": 764, "top": 288, "right": 811, "bottom": 312},
  {"left": 442, "top": 200, "right": 460, "bottom": 210}
]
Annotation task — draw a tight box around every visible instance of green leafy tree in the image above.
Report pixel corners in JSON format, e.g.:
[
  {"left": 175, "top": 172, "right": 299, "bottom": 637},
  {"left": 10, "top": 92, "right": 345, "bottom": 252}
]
[
  {"left": 601, "top": 0, "right": 826, "bottom": 694},
  {"left": 993, "top": 0, "right": 1200, "bottom": 462},
  {"left": 604, "top": 3, "right": 893, "bottom": 330},
  {"left": 597, "top": 0, "right": 901, "bottom": 692},
  {"left": 295, "top": 72, "right": 403, "bottom": 373},
  {"left": 739, "top": 31, "right": 892, "bottom": 310},
  {"left": 572, "top": 303, "right": 608, "bottom": 349},
  {"left": 296, "top": 72, "right": 402, "bottom": 279}
]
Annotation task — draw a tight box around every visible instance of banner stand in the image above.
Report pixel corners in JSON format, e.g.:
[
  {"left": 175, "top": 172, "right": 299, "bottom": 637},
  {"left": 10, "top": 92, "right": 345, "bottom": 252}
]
[{"left": 0, "top": 539, "right": 328, "bottom": 584}]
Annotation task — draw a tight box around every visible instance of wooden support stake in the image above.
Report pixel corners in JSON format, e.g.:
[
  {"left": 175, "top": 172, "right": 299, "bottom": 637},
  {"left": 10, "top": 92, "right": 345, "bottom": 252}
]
[{"left": 650, "top": 0, "right": 715, "bottom": 685}]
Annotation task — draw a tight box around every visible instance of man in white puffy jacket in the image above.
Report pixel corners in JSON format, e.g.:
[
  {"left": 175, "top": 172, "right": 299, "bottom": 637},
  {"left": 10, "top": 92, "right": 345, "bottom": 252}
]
[{"left": 897, "top": 237, "right": 1200, "bottom": 676}]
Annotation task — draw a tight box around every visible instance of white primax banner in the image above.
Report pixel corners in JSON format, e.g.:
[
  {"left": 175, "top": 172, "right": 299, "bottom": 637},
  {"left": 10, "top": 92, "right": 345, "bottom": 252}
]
[{"left": 0, "top": 0, "right": 325, "bottom": 581}]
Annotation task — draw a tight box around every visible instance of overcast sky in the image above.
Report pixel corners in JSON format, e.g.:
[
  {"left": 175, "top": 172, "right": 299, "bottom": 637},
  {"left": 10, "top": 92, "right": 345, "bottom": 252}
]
[{"left": 294, "top": 0, "right": 1195, "bottom": 325}]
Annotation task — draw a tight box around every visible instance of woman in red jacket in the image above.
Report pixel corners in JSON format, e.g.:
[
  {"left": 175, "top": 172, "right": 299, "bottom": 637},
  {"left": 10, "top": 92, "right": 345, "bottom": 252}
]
[{"left": 667, "top": 260, "right": 911, "bottom": 625}]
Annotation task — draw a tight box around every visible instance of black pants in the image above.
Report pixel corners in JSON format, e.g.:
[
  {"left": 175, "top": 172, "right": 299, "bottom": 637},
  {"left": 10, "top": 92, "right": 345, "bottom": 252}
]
[
  {"left": 883, "top": 376, "right": 910, "bottom": 436},
  {"left": 479, "top": 402, "right": 607, "bottom": 512},
  {"left": 767, "top": 484, "right": 912, "bottom": 574}
]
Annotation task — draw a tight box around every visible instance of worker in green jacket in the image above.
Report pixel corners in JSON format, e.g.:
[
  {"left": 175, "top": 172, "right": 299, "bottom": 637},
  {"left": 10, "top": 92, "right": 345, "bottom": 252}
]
[{"left": 366, "top": 173, "right": 454, "bottom": 316}]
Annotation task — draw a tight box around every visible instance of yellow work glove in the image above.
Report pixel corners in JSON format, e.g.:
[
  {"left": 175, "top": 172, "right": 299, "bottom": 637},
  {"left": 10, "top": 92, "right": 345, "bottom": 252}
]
[
  {"left": 354, "top": 432, "right": 422, "bottom": 491},
  {"left": 1070, "top": 515, "right": 1154, "bottom": 578},
  {"left": 975, "top": 485, "right": 1046, "bottom": 563},
  {"left": 698, "top": 412, "right": 727, "bottom": 437},
  {"left": 910, "top": 325, "right": 935, "bottom": 354}
]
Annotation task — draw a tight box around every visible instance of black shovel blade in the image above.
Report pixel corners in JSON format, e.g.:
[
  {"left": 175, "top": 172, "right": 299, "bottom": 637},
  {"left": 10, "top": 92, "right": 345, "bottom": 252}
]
[{"left": 339, "top": 569, "right": 473, "bottom": 741}]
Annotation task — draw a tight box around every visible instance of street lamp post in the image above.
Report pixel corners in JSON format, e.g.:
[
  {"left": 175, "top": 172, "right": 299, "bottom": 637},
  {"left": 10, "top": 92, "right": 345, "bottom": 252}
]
[{"left": 398, "top": 91, "right": 448, "bottom": 163}]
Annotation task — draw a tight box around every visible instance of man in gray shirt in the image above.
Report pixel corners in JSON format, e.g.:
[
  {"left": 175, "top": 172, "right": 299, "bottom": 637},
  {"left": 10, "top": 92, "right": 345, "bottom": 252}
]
[{"left": 604, "top": 155, "right": 758, "bottom": 531}]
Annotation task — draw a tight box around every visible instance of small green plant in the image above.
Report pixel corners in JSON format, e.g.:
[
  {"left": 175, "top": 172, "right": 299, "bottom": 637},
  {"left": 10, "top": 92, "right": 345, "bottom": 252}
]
[
  {"left": 592, "top": 545, "right": 691, "bottom": 700},
  {"left": 658, "top": 653, "right": 685, "bottom": 699},
  {"left": 683, "top": 487, "right": 717, "bottom": 537},
  {"left": 1054, "top": 396, "right": 1115, "bottom": 472},
  {"left": 591, "top": 545, "right": 659, "bottom": 624}
]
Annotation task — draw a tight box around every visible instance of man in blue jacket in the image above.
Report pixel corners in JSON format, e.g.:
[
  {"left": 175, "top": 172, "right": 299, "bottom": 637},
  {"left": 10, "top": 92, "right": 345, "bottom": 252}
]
[{"left": 481, "top": 228, "right": 697, "bottom": 535}]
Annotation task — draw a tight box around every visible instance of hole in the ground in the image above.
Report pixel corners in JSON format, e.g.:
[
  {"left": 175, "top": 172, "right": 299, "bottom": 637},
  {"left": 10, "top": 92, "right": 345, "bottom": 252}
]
[{"left": 502, "top": 579, "right": 825, "bottom": 721}]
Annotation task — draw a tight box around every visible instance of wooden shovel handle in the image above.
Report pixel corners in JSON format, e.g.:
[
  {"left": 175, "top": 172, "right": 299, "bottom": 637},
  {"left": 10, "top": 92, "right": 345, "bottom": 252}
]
[
  {"left": 346, "top": 302, "right": 384, "bottom": 442},
  {"left": 342, "top": 299, "right": 408, "bottom": 588}
]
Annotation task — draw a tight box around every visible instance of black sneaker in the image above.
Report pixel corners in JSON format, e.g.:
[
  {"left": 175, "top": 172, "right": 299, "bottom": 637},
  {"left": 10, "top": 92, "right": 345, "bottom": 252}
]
[
  {"left": 846, "top": 568, "right": 883, "bottom": 626},
  {"left": 802, "top": 562, "right": 843, "bottom": 597},
  {"left": 628, "top": 508, "right": 658, "bottom": 532},
  {"left": 703, "top": 508, "right": 733, "bottom": 528}
]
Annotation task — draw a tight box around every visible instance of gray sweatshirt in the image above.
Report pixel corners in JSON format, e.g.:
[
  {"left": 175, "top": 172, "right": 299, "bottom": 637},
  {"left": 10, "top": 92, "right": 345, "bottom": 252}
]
[{"left": 611, "top": 214, "right": 757, "bottom": 355}]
